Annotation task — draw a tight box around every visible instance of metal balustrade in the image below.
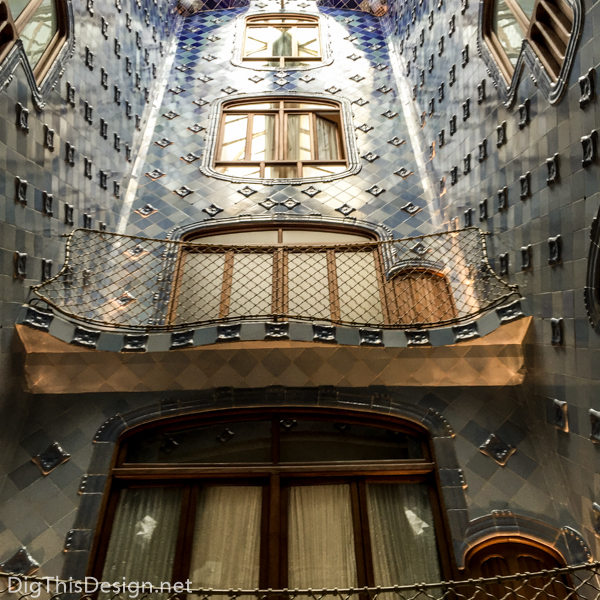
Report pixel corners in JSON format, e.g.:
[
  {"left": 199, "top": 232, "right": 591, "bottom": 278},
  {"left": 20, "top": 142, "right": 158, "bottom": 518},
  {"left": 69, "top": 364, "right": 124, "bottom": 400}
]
[
  {"left": 30, "top": 227, "right": 519, "bottom": 332},
  {"left": 1, "top": 561, "right": 599, "bottom": 600}
]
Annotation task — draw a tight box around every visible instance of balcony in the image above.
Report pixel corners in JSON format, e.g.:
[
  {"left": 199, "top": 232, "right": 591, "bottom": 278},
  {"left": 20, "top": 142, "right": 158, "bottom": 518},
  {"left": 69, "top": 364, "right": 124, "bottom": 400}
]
[{"left": 30, "top": 227, "right": 518, "bottom": 333}]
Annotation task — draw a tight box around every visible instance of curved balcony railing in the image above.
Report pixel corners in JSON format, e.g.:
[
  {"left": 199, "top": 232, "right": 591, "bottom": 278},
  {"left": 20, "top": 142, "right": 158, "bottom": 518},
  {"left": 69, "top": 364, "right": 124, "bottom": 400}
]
[
  {"left": 30, "top": 228, "right": 520, "bottom": 332},
  {"left": 1, "top": 561, "right": 599, "bottom": 600}
]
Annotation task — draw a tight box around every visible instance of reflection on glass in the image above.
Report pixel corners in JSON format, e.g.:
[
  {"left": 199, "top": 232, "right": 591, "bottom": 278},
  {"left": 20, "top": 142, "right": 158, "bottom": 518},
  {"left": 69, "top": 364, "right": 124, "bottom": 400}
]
[
  {"left": 302, "top": 165, "right": 346, "bottom": 177},
  {"left": 101, "top": 487, "right": 182, "bottom": 596},
  {"left": 492, "top": 0, "right": 525, "bottom": 65},
  {"left": 272, "top": 27, "right": 293, "bottom": 56},
  {"left": 126, "top": 420, "right": 272, "bottom": 463},
  {"left": 190, "top": 486, "right": 262, "bottom": 588},
  {"left": 20, "top": 0, "right": 58, "bottom": 68},
  {"left": 514, "top": 0, "right": 535, "bottom": 18},
  {"left": 250, "top": 114, "right": 276, "bottom": 161},
  {"left": 244, "top": 25, "right": 320, "bottom": 58},
  {"left": 366, "top": 483, "right": 441, "bottom": 592},
  {"left": 295, "top": 27, "right": 319, "bottom": 57},
  {"left": 7, "top": 0, "right": 30, "bottom": 20},
  {"left": 288, "top": 485, "right": 358, "bottom": 590},
  {"left": 228, "top": 102, "right": 279, "bottom": 110},
  {"left": 216, "top": 165, "right": 261, "bottom": 178},
  {"left": 220, "top": 114, "right": 248, "bottom": 161},
  {"left": 287, "top": 114, "right": 311, "bottom": 160},
  {"left": 280, "top": 420, "right": 423, "bottom": 462}
]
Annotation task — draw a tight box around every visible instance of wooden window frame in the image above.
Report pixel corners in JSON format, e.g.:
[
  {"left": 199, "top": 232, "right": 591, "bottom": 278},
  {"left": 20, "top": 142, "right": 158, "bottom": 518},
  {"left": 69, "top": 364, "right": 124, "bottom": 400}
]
[
  {"left": 242, "top": 14, "right": 322, "bottom": 68},
  {"left": 88, "top": 408, "right": 456, "bottom": 588},
  {"left": 214, "top": 97, "right": 348, "bottom": 180},
  {"left": 483, "top": 0, "right": 573, "bottom": 82},
  {"left": 0, "top": 0, "right": 68, "bottom": 81}
]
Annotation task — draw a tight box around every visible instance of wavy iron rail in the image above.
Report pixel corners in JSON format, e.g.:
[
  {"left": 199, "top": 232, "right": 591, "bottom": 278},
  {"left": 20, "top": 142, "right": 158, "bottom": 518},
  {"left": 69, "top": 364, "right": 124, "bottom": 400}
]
[
  {"left": 30, "top": 227, "right": 520, "bottom": 333},
  {"left": 1, "top": 562, "right": 599, "bottom": 600}
]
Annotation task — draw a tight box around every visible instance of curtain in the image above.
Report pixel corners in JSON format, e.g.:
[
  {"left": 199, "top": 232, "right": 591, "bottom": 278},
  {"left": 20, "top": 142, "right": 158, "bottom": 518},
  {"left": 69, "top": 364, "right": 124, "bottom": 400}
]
[
  {"left": 288, "top": 485, "right": 358, "bottom": 590},
  {"left": 315, "top": 116, "right": 339, "bottom": 160},
  {"left": 366, "top": 483, "right": 442, "bottom": 591},
  {"left": 272, "top": 28, "right": 293, "bottom": 56},
  {"left": 189, "top": 486, "right": 262, "bottom": 589},
  {"left": 101, "top": 487, "right": 182, "bottom": 593}
]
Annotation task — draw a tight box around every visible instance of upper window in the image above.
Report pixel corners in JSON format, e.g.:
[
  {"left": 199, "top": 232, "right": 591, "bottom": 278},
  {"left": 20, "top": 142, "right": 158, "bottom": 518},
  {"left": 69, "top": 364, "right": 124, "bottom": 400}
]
[
  {"left": 483, "top": 0, "right": 573, "bottom": 82},
  {"left": 201, "top": 95, "right": 361, "bottom": 184},
  {"left": 0, "top": 0, "right": 67, "bottom": 81},
  {"left": 243, "top": 14, "right": 321, "bottom": 68},
  {"left": 90, "top": 409, "right": 451, "bottom": 591}
]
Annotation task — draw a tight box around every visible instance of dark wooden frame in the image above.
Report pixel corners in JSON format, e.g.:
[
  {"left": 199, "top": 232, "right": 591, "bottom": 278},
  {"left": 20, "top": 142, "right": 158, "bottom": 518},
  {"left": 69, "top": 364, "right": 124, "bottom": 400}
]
[
  {"left": 214, "top": 98, "right": 348, "bottom": 179},
  {"left": 242, "top": 14, "right": 322, "bottom": 69},
  {"left": 88, "top": 408, "right": 456, "bottom": 589}
]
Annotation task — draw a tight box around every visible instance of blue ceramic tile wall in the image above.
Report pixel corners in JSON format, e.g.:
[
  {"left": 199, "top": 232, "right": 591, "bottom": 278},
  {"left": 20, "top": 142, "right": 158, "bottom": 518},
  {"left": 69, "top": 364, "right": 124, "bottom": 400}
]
[{"left": 1, "top": 0, "right": 600, "bottom": 577}]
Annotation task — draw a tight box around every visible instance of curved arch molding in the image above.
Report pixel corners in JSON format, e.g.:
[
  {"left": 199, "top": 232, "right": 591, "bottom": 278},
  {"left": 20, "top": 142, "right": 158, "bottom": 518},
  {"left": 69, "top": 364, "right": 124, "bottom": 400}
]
[
  {"left": 0, "top": 0, "right": 75, "bottom": 111},
  {"left": 585, "top": 205, "right": 600, "bottom": 332},
  {"left": 476, "top": 0, "right": 582, "bottom": 106},
  {"left": 62, "top": 391, "right": 592, "bottom": 581}
]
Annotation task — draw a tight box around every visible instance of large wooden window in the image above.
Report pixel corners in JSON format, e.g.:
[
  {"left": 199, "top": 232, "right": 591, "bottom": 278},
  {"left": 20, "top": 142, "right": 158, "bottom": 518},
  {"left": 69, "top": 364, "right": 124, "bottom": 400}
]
[
  {"left": 483, "top": 0, "right": 573, "bottom": 81},
  {"left": 90, "top": 410, "right": 452, "bottom": 591},
  {"left": 214, "top": 98, "right": 348, "bottom": 180},
  {"left": 242, "top": 14, "right": 321, "bottom": 68},
  {"left": 0, "top": 0, "right": 67, "bottom": 80},
  {"left": 169, "top": 226, "right": 457, "bottom": 328}
]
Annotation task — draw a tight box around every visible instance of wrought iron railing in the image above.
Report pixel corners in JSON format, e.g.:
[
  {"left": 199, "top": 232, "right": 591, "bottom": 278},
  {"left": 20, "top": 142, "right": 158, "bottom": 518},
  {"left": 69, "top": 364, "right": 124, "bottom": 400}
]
[
  {"left": 30, "top": 228, "right": 519, "bottom": 332},
  {"left": 1, "top": 561, "right": 599, "bottom": 600}
]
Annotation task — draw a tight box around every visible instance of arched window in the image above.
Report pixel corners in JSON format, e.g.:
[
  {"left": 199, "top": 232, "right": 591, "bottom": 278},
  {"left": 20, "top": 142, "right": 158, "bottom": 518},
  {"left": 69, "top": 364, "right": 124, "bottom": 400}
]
[
  {"left": 465, "top": 538, "right": 572, "bottom": 599},
  {"left": 0, "top": 0, "right": 68, "bottom": 81},
  {"left": 90, "top": 409, "right": 452, "bottom": 591},
  {"left": 482, "top": 0, "right": 574, "bottom": 82},
  {"left": 242, "top": 14, "right": 322, "bottom": 69}
]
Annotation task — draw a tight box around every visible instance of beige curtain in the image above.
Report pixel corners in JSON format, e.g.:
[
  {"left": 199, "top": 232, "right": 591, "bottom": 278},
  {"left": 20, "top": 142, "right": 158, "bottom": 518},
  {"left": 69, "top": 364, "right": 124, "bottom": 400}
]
[
  {"left": 366, "top": 483, "right": 442, "bottom": 589},
  {"left": 190, "top": 486, "right": 262, "bottom": 589},
  {"left": 101, "top": 487, "right": 182, "bottom": 591},
  {"left": 288, "top": 485, "right": 358, "bottom": 589}
]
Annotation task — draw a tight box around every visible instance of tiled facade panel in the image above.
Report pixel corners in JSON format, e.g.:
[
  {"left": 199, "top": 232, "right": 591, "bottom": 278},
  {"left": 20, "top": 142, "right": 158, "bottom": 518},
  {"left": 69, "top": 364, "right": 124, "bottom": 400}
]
[{"left": 1, "top": 0, "right": 600, "bottom": 580}]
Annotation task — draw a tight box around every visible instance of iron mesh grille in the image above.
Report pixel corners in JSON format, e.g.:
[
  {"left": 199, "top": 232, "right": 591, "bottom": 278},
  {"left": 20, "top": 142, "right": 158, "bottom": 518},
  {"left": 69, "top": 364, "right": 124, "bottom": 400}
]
[
  {"left": 30, "top": 228, "right": 519, "bottom": 332},
  {"left": 1, "top": 561, "right": 599, "bottom": 600}
]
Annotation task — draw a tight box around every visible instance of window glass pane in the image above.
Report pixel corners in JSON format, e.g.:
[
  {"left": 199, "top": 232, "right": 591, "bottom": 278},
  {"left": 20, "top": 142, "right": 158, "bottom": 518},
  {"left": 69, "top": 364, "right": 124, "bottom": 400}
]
[
  {"left": 295, "top": 27, "right": 320, "bottom": 57},
  {"left": 101, "top": 487, "right": 182, "bottom": 593},
  {"left": 227, "top": 102, "right": 279, "bottom": 110},
  {"left": 220, "top": 114, "right": 248, "bottom": 161},
  {"left": 229, "top": 253, "right": 273, "bottom": 317},
  {"left": 250, "top": 114, "right": 276, "bottom": 161},
  {"left": 264, "top": 165, "right": 298, "bottom": 178},
  {"left": 216, "top": 165, "right": 262, "bottom": 178},
  {"left": 244, "top": 27, "right": 273, "bottom": 58},
  {"left": 7, "top": 0, "right": 30, "bottom": 20},
  {"left": 285, "top": 102, "right": 332, "bottom": 109},
  {"left": 20, "top": 0, "right": 58, "bottom": 68},
  {"left": 316, "top": 115, "right": 340, "bottom": 160},
  {"left": 195, "top": 230, "right": 279, "bottom": 244},
  {"left": 302, "top": 165, "right": 346, "bottom": 177},
  {"left": 492, "top": 0, "right": 526, "bottom": 65},
  {"left": 287, "top": 114, "right": 312, "bottom": 160},
  {"left": 337, "top": 251, "right": 383, "bottom": 324},
  {"left": 366, "top": 483, "right": 442, "bottom": 589},
  {"left": 514, "top": 0, "right": 535, "bottom": 19},
  {"left": 280, "top": 420, "right": 423, "bottom": 462},
  {"left": 176, "top": 252, "right": 226, "bottom": 324},
  {"left": 282, "top": 230, "right": 371, "bottom": 243},
  {"left": 190, "top": 486, "right": 262, "bottom": 588},
  {"left": 126, "top": 421, "right": 272, "bottom": 463},
  {"left": 288, "top": 485, "right": 358, "bottom": 589}
]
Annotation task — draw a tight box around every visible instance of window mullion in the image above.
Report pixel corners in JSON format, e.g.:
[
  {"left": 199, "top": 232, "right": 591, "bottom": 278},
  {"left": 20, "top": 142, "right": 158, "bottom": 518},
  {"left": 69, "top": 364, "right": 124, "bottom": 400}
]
[
  {"left": 171, "top": 485, "right": 197, "bottom": 585},
  {"left": 246, "top": 113, "right": 254, "bottom": 161}
]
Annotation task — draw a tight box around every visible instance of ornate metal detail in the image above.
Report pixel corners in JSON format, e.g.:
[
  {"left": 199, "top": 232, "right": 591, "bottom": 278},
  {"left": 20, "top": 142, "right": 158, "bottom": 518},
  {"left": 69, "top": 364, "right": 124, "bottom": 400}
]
[
  {"left": 521, "top": 245, "right": 532, "bottom": 271},
  {"left": 171, "top": 330, "right": 194, "bottom": 349},
  {"left": 579, "top": 68, "right": 596, "bottom": 108},
  {"left": 551, "top": 317, "right": 564, "bottom": 346},
  {"left": 72, "top": 326, "right": 100, "bottom": 348},
  {"left": 23, "top": 306, "right": 53, "bottom": 331},
  {"left": 479, "top": 433, "right": 515, "bottom": 465},
  {"left": 553, "top": 399, "right": 569, "bottom": 432},
  {"left": 582, "top": 131, "right": 598, "bottom": 167},
  {"left": 546, "top": 154, "right": 560, "bottom": 185},
  {"left": 0, "top": 548, "right": 39, "bottom": 575},
  {"left": 203, "top": 204, "right": 223, "bottom": 218},
  {"left": 266, "top": 322, "right": 289, "bottom": 339},
  {"left": 174, "top": 186, "right": 193, "bottom": 198},
  {"left": 548, "top": 235, "right": 562, "bottom": 265},
  {"left": 32, "top": 441, "right": 71, "bottom": 475},
  {"left": 406, "top": 330, "right": 430, "bottom": 346},
  {"left": 313, "top": 324, "right": 336, "bottom": 342},
  {"left": 218, "top": 324, "right": 241, "bottom": 341},
  {"left": 336, "top": 204, "right": 355, "bottom": 216},
  {"left": 366, "top": 185, "right": 385, "bottom": 196}
]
